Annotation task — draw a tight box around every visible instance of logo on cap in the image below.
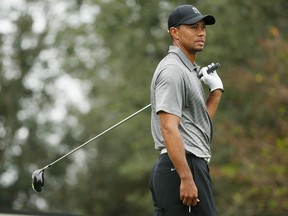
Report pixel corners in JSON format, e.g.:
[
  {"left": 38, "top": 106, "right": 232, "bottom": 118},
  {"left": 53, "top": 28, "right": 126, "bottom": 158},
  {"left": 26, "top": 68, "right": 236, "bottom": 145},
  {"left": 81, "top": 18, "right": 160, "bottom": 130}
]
[{"left": 192, "top": 6, "right": 200, "bottom": 14}]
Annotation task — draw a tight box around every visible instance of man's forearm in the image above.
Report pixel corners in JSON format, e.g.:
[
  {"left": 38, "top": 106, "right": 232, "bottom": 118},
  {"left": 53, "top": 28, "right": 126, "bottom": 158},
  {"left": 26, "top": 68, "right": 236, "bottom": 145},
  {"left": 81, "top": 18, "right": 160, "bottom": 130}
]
[
  {"left": 206, "top": 89, "right": 222, "bottom": 120},
  {"left": 159, "top": 112, "right": 193, "bottom": 180},
  {"left": 164, "top": 131, "right": 192, "bottom": 180}
]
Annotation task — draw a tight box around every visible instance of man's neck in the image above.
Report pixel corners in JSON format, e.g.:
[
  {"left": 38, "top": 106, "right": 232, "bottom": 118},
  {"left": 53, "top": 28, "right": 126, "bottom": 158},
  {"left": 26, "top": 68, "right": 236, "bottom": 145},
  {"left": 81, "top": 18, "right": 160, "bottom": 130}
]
[{"left": 173, "top": 43, "right": 197, "bottom": 64}]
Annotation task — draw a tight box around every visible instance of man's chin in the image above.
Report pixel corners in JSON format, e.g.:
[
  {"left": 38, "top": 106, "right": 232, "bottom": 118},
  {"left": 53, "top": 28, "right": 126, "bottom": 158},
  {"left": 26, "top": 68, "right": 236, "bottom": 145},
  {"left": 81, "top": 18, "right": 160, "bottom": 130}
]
[{"left": 193, "top": 47, "right": 204, "bottom": 53}]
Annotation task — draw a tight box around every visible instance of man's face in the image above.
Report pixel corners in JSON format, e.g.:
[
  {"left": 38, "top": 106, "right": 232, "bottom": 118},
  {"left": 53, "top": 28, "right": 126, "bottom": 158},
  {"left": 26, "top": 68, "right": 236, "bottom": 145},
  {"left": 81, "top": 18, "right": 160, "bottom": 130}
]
[{"left": 172, "top": 20, "right": 207, "bottom": 53}]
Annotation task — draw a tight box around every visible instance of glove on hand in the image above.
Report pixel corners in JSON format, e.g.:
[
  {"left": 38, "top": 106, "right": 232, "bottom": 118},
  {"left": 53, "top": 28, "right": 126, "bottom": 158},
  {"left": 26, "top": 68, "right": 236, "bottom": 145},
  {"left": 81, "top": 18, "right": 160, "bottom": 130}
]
[{"left": 200, "top": 63, "right": 224, "bottom": 92}]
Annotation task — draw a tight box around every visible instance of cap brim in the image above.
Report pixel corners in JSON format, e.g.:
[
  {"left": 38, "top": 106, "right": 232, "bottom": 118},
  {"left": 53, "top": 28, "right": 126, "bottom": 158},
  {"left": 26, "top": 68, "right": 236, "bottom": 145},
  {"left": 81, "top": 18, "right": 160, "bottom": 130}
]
[{"left": 183, "top": 14, "right": 215, "bottom": 25}]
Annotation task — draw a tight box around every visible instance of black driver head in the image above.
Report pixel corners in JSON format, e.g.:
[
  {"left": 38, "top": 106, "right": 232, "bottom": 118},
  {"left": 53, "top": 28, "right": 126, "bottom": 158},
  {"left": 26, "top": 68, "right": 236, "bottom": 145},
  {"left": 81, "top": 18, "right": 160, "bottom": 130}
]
[{"left": 32, "top": 169, "right": 44, "bottom": 193}]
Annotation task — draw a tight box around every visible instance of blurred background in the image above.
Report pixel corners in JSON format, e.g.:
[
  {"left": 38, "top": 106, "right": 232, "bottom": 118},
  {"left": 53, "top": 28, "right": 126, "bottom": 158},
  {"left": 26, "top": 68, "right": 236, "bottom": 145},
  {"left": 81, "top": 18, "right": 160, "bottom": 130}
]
[{"left": 0, "top": 0, "right": 287, "bottom": 215}]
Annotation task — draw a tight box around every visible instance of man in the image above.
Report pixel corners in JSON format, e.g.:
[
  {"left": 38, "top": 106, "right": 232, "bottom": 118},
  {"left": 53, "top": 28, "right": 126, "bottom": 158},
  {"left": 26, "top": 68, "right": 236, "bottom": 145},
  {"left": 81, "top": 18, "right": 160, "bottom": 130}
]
[{"left": 149, "top": 4, "right": 223, "bottom": 216}]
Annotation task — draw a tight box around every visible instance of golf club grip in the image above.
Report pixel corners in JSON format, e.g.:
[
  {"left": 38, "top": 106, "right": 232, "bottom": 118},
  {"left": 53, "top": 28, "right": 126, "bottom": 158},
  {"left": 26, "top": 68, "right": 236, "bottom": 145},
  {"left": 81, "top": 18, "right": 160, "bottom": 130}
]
[{"left": 198, "top": 63, "right": 221, "bottom": 78}]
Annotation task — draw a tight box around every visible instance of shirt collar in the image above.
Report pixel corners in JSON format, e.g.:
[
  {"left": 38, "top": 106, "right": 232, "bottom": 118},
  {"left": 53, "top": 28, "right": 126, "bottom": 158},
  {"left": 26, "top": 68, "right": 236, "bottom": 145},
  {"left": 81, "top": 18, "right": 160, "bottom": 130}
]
[{"left": 168, "top": 45, "right": 200, "bottom": 73}]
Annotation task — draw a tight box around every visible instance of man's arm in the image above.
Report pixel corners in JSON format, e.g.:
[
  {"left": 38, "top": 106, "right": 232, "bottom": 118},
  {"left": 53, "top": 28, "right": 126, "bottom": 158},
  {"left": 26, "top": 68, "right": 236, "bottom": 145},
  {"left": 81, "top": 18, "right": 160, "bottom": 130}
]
[
  {"left": 199, "top": 65, "right": 223, "bottom": 119},
  {"left": 159, "top": 111, "right": 199, "bottom": 206},
  {"left": 206, "top": 89, "right": 222, "bottom": 120}
]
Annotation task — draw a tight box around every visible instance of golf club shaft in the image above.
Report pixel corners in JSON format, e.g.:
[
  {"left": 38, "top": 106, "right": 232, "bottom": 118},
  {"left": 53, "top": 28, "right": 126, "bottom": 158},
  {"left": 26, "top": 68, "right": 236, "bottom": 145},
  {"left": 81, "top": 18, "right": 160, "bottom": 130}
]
[{"left": 41, "top": 104, "right": 151, "bottom": 170}]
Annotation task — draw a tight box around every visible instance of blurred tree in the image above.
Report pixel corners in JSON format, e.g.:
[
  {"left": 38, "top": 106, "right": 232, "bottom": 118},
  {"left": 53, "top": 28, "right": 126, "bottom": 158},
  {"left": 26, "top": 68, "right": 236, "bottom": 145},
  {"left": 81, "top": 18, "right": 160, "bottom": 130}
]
[
  {"left": 0, "top": 0, "right": 94, "bottom": 212},
  {"left": 207, "top": 0, "right": 288, "bottom": 215}
]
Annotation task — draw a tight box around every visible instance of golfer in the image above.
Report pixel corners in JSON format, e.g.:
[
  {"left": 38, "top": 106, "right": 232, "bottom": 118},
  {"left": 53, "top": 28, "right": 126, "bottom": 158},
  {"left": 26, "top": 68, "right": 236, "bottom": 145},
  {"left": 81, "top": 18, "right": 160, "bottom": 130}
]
[{"left": 149, "top": 4, "right": 223, "bottom": 216}]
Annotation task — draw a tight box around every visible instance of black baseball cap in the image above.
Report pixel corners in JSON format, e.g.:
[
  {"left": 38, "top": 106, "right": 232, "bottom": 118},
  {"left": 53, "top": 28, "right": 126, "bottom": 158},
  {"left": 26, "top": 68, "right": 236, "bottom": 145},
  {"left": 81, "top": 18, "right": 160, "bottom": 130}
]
[{"left": 168, "top": 5, "right": 215, "bottom": 30}]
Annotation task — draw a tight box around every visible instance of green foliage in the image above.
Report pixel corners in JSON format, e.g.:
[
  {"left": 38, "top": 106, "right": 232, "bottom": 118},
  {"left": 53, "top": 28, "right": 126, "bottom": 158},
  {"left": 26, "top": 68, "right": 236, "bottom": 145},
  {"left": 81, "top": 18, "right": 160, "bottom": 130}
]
[{"left": 1, "top": 0, "right": 287, "bottom": 215}]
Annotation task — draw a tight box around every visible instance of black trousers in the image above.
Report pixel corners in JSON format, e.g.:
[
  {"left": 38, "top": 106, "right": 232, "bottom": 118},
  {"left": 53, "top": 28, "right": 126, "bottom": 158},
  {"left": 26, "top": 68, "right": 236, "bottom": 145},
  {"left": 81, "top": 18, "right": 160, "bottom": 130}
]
[{"left": 149, "top": 153, "right": 217, "bottom": 216}]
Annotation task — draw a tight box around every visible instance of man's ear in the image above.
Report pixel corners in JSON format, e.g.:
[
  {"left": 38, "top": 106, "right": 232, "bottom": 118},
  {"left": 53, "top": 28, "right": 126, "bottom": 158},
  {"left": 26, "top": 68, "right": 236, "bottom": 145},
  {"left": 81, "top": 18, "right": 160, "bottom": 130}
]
[{"left": 169, "top": 27, "right": 179, "bottom": 40}]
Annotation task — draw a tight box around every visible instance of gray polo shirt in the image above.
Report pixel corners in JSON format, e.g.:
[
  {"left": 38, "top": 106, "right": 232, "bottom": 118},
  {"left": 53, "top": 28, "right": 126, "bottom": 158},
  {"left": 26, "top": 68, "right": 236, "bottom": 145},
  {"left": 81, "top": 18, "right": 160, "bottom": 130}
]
[{"left": 151, "top": 46, "right": 213, "bottom": 159}]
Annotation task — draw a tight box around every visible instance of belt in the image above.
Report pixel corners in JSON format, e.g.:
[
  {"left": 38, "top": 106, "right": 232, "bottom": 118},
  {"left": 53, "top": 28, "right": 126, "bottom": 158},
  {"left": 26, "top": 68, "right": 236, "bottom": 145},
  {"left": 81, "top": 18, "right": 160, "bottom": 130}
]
[{"left": 160, "top": 148, "right": 210, "bottom": 164}]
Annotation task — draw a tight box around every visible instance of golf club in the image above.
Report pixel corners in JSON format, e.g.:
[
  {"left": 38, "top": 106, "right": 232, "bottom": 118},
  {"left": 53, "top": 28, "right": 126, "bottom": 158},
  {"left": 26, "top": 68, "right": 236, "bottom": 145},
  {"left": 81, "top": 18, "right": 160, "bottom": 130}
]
[{"left": 32, "top": 104, "right": 151, "bottom": 193}]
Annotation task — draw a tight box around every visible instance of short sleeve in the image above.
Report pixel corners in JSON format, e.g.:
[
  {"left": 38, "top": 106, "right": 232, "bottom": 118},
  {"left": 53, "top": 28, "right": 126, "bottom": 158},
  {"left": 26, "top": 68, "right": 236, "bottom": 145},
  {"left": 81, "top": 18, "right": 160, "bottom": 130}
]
[{"left": 154, "top": 65, "right": 185, "bottom": 118}]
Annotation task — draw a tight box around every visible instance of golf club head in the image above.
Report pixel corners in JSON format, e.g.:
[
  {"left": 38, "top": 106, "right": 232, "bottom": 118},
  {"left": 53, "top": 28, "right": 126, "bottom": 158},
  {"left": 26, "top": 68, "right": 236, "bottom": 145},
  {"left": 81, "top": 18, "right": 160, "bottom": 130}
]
[{"left": 32, "top": 169, "right": 44, "bottom": 193}]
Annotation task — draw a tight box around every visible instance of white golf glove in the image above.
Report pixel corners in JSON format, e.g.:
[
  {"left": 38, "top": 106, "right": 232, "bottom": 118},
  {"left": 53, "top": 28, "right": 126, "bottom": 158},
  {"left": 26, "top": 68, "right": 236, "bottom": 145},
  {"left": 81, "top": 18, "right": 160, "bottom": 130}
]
[{"left": 200, "top": 63, "right": 224, "bottom": 92}]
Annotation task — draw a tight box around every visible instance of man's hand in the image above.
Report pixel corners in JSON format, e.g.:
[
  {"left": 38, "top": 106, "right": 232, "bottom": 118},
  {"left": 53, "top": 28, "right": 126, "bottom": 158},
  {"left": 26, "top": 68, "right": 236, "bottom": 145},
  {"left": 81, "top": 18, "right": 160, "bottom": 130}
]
[
  {"left": 180, "top": 177, "right": 200, "bottom": 206},
  {"left": 200, "top": 63, "right": 224, "bottom": 92}
]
